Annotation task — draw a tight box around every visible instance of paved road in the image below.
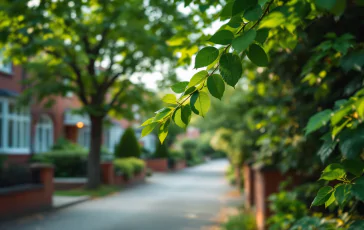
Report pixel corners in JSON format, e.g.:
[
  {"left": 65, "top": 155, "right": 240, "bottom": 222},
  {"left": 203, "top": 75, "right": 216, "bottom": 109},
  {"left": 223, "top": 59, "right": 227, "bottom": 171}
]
[{"left": 1, "top": 159, "right": 240, "bottom": 230}]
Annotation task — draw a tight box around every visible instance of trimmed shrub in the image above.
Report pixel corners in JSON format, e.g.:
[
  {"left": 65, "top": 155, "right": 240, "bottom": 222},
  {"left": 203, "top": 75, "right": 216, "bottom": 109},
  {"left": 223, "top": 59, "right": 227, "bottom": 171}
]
[
  {"left": 114, "top": 128, "right": 141, "bottom": 158},
  {"left": 32, "top": 150, "right": 88, "bottom": 177},
  {"left": 154, "top": 141, "right": 169, "bottom": 159},
  {"left": 113, "top": 157, "right": 146, "bottom": 179},
  {"left": 113, "top": 158, "right": 134, "bottom": 179}
]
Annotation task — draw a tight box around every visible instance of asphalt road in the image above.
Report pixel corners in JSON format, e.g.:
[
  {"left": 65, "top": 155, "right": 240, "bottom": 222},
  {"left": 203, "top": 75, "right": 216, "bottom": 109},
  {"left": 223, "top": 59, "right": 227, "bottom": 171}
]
[{"left": 1, "top": 159, "right": 239, "bottom": 230}]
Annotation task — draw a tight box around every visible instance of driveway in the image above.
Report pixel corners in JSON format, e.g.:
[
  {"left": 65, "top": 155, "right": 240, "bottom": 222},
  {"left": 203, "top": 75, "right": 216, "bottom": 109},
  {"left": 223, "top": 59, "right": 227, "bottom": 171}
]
[{"left": 1, "top": 159, "right": 240, "bottom": 230}]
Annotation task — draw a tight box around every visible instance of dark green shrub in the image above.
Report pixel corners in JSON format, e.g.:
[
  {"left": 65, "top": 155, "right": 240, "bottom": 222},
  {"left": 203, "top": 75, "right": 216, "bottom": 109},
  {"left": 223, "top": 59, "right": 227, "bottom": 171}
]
[
  {"left": 52, "top": 137, "right": 87, "bottom": 152},
  {"left": 210, "top": 151, "right": 227, "bottom": 159},
  {"left": 168, "top": 150, "right": 185, "bottom": 169},
  {"left": 154, "top": 141, "right": 169, "bottom": 159},
  {"left": 114, "top": 128, "right": 141, "bottom": 158},
  {"left": 32, "top": 150, "right": 88, "bottom": 177},
  {"left": 196, "top": 141, "right": 215, "bottom": 156}
]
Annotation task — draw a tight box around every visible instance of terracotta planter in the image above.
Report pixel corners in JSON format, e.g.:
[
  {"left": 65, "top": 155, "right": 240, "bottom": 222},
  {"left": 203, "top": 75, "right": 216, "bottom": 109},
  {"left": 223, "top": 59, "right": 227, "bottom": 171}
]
[
  {"left": 254, "top": 165, "right": 304, "bottom": 230},
  {"left": 146, "top": 158, "right": 169, "bottom": 172}
]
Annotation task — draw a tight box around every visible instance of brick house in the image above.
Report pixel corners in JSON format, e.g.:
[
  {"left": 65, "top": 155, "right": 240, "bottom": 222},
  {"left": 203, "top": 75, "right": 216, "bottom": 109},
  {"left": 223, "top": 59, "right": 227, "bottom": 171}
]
[{"left": 0, "top": 53, "right": 155, "bottom": 163}]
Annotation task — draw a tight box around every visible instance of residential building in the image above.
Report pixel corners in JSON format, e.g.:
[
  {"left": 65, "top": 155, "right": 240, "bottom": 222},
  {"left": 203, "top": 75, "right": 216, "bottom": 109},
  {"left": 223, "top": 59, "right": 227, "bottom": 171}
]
[{"left": 0, "top": 53, "right": 155, "bottom": 163}]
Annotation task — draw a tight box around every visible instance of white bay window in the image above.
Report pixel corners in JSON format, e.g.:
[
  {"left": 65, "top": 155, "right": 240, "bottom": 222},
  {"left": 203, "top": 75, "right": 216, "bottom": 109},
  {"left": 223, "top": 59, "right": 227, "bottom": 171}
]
[{"left": 0, "top": 98, "right": 31, "bottom": 154}]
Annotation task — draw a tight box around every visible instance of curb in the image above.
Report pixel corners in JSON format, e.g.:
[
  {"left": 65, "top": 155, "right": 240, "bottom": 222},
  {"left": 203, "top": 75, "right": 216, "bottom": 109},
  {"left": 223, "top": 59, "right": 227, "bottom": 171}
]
[{"left": 52, "top": 196, "right": 91, "bottom": 211}]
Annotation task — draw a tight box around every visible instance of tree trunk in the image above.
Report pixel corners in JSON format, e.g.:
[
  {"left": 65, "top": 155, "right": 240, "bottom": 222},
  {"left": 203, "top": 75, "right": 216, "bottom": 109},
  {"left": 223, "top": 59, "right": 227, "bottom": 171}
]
[
  {"left": 86, "top": 115, "right": 103, "bottom": 189},
  {"left": 235, "top": 164, "right": 242, "bottom": 193}
]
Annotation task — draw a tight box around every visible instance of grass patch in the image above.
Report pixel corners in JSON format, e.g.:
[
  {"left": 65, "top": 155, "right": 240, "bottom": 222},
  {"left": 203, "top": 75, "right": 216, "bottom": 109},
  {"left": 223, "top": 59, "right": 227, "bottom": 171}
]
[{"left": 54, "top": 185, "right": 121, "bottom": 197}]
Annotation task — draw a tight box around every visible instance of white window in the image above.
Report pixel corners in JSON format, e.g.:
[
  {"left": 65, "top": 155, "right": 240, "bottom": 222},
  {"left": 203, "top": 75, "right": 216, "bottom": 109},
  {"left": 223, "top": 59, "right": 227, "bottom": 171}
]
[
  {"left": 104, "top": 125, "right": 124, "bottom": 153},
  {"left": 34, "top": 115, "right": 53, "bottom": 153},
  {"left": 78, "top": 126, "right": 90, "bottom": 149},
  {"left": 0, "top": 97, "right": 31, "bottom": 154},
  {"left": 0, "top": 50, "right": 12, "bottom": 74}
]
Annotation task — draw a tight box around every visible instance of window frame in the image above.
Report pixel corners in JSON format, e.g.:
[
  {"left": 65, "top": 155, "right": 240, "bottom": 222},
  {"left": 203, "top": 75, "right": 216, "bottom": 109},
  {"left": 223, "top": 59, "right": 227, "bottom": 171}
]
[
  {"left": 0, "top": 97, "right": 31, "bottom": 154},
  {"left": 34, "top": 115, "right": 54, "bottom": 153}
]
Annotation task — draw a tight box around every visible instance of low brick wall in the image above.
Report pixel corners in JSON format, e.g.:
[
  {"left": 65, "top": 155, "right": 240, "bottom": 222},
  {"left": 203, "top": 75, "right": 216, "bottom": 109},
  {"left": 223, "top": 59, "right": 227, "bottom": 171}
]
[
  {"left": 0, "top": 164, "right": 53, "bottom": 220},
  {"left": 173, "top": 160, "right": 186, "bottom": 170},
  {"left": 146, "top": 159, "right": 169, "bottom": 172},
  {"left": 101, "top": 162, "right": 146, "bottom": 186},
  {"left": 54, "top": 178, "right": 86, "bottom": 191},
  {"left": 254, "top": 165, "right": 304, "bottom": 230}
]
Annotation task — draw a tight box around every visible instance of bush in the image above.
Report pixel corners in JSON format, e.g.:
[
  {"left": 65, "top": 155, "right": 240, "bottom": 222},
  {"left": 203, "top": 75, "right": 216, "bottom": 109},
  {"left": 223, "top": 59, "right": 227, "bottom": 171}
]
[
  {"left": 52, "top": 137, "right": 88, "bottom": 152},
  {"left": 196, "top": 141, "right": 215, "bottom": 157},
  {"left": 210, "top": 151, "right": 227, "bottom": 159},
  {"left": 113, "top": 157, "right": 146, "bottom": 179},
  {"left": 222, "top": 212, "right": 257, "bottom": 230},
  {"left": 32, "top": 150, "right": 88, "bottom": 177},
  {"left": 154, "top": 141, "right": 169, "bottom": 159},
  {"left": 114, "top": 128, "right": 141, "bottom": 158}
]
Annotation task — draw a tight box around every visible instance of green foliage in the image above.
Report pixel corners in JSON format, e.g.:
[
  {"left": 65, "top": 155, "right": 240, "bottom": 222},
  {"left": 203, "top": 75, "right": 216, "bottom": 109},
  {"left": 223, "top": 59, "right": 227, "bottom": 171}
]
[
  {"left": 114, "top": 128, "right": 141, "bottom": 158},
  {"left": 32, "top": 150, "right": 88, "bottom": 177},
  {"left": 113, "top": 157, "right": 145, "bottom": 179},
  {"left": 222, "top": 211, "right": 257, "bottom": 230},
  {"left": 154, "top": 141, "right": 169, "bottom": 159},
  {"left": 54, "top": 186, "right": 120, "bottom": 197},
  {"left": 51, "top": 137, "right": 88, "bottom": 152},
  {"left": 267, "top": 190, "right": 308, "bottom": 230}
]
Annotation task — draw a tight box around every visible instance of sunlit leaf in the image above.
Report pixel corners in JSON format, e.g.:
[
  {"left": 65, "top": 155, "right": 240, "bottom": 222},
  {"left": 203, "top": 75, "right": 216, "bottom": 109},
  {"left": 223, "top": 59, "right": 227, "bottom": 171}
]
[
  {"left": 190, "top": 91, "right": 211, "bottom": 117},
  {"left": 194, "top": 47, "right": 219, "bottom": 68},
  {"left": 319, "top": 163, "right": 346, "bottom": 181},
  {"left": 162, "top": 94, "right": 177, "bottom": 104},
  {"left": 187, "top": 70, "right": 208, "bottom": 88},
  {"left": 311, "top": 186, "right": 333, "bottom": 206},
  {"left": 171, "top": 81, "right": 189, "bottom": 93},
  {"left": 141, "top": 122, "right": 158, "bottom": 137}
]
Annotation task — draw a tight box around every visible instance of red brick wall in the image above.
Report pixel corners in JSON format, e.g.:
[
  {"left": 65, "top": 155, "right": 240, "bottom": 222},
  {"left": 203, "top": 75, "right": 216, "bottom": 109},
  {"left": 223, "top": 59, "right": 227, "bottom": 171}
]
[
  {"left": 0, "top": 164, "right": 53, "bottom": 220},
  {"left": 146, "top": 159, "right": 169, "bottom": 172},
  {"left": 0, "top": 65, "right": 24, "bottom": 93}
]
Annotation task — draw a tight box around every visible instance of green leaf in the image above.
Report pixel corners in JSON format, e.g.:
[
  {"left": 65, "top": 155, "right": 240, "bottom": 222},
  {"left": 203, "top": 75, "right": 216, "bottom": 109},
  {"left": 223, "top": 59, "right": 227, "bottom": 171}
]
[
  {"left": 244, "top": 5, "right": 262, "bottom": 21},
  {"left": 141, "top": 122, "right": 158, "bottom": 137},
  {"left": 339, "top": 126, "right": 364, "bottom": 159},
  {"left": 184, "top": 0, "right": 193, "bottom": 7},
  {"left": 330, "top": 0, "right": 346, "bottom": 16},
  {"left": 162, "top": 94, "right": 177, "bottom": 104},
  {"left": 219, "top": 53, "right": 243, "bottom": 87},
  {"left": 141, "top": 117, "right": 154, "bottom": 127},
  {"left": 311, "top": 186, "right": 334, "bottom": 206},
  {"left": 320, "top": 163, "right": 346, "bottom": 181},
  {"left": 187, "top": 70, "right": 208, "bottom": 88},
  {"left": 317, "top": 134, "right": 337, "bottom": 163},
  {"left": 325, "top": 192, "right": 335, "bottom": 208},
  {"left": 255, "top": 29, "right": 269, "bottom": 44},
  {"left": 158, "top": 119, "right": 170, "bottom": 144},
  {"left": 190, "top": 91, "right": 211, "bottom": 117},
  {"left": 181, "top": 104, "right": 192, "bottom": 125},
  {"left": 351, "top": 176, "right": 364, "bottom": 201},
  {"left": 194, "top": 47, "right": 219, "bottom": 68},
  {"left": 232, "top": 30, "right": 257, "bottom": 53},
  {"left": 349, "top": 220, "right": 364, "bottom": 230},
  {"left": 305, "top": 109, "right": 332, "bottom": 135},
  {"left": 171, "top": 81, "right": 189, "bottom": 93},
  {"left": 173, "top": 107, "right": 186, "bottom": 129},
  {"left": 335, "top": 184, "right": 351, "bottom": 208},
  {"left": 220, "top": 2, "right": 234, "bottom": 20},
  {"left": 331, "top": 105, "right": 351, "bottom": 126},
  {"left": 232, "top": 0, "right": 257, "bottom": 16},
  {"left": 154, "top": 107, "right": 172, "bottom": 121},
  {"left": 209, "top": 30, "right": 234, "bottom": 45},
  {"left": 315, "top": 0, "right": 337, "bottom": 11},
  {"left": 247, "top": 44, "right": 268, "bottom": 67},
  {"left": 227, "top": 16, "right": 243, "bottom": 28},
  {"left": 184, "top": 86, "right": 196, "bottom": 96},
  {"left": 207, "top": 74, "right": 225, "bottom": 100},
  {"left": 343, "top": 159, "right": 364, "bottom": 177}
]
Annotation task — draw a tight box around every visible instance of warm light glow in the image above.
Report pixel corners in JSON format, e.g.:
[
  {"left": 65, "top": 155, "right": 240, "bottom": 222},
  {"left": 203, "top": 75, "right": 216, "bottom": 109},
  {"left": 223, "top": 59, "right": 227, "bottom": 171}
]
[{"left": 76, "top": 122, "right": 84, "bottom": 128}]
